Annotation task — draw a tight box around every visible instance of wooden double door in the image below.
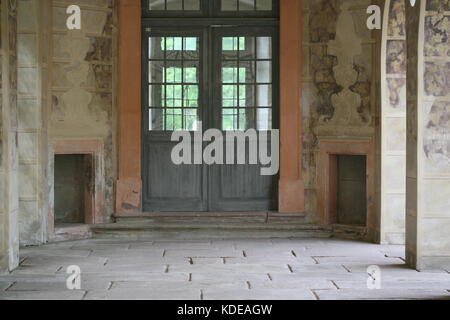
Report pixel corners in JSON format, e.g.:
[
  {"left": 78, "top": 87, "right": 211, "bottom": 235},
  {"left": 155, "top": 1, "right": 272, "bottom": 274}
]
[{"left": 141, "top": 23, "right": 279, "bottom": 212}]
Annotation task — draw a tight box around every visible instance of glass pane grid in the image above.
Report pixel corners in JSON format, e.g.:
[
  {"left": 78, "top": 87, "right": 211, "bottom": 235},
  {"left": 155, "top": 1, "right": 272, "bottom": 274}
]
[
  {"left": 149, "top": 0, "right": 201, "bottom": 11},
  {"left": 221, "top": 35, "right": 273, "bottom": 131},
  {"left": 221, "top": 0, "right": 273, "bottom": 12},
  {"left": 145, "top": 0, "right": 277, "bottom": 16},
  {"left": 148, "top": 36, "right": 200, "bottom": 131}
]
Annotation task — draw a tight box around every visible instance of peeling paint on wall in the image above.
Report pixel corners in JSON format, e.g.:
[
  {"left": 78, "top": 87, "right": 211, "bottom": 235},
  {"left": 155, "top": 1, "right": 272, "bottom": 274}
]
[
  {"left": 50, "top": 1, "right": 116, "bottom": 222},
  {"left": 423, "top": 2, "right": 450, "bottom": 175},
  {"left": 302, "top": 0, "right": 375, "bottom": 218}
]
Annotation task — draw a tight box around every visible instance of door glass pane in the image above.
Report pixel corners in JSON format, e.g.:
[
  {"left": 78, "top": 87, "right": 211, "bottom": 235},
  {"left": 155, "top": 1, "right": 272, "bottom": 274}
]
[
  {"left": 220, "top": 0, "right": 273, "bottom": 12},
  {"left": 220, "top": 35, "right": 273, "bottom": 130},
  {"left": 184, "top": 0, "right": 200, "bottom": 10},
  {"left": 183, "top": 62, "right": 199, "bottom": 83},
  {"left": 149, "top": 0, "right": 165, "bottom": 10},
  {"left": 242, "top": 85, "right": 255, "bottom": 107},
  {"left": 149, "top": 109, "right": 165, "bottom": 130},
  {"left": 222, "top": 64, "right": 240, "bottom": 83},
  {"left": 256, "top": 84, "right": 272, "bottom": 107},
  {"left": 148, "top": 85, "right": 165, "bottom": 107},
  {"left": 183, "top": 37, "right": 197, "bottom": 51},
  {"left": 146, "top": 0, "right": 275, "bottom": 15},
  {"left": 239, "top": 108, "right": 256, "bottom": 129},
  {"left": 165, "top": 85, "right": 183, "bottom": 107},
  {"left": 222, "top": 108, "right": 259, "bottom": 131},
  {"left": 148, "top": 0, "right": 201, "bottom": 11},
  {"left": 149, "top": 61, "right": 164, "bottom": 83},
  {"left": 166, "top": 0, "right": 183, "bottom": 10},
  {"left": 256, "top": 61, "right": 271, "bottom": 83},
  {"left": 241, "top": 61, "right": 255, "bottom": 83},
  {"left": 239, "top": 36, "right": 256, "bottom": 59},
  {"left": 222, "top": 109, "right": 238, "bottom": 130},
  {"left": 256, "top": 0, "right": 272, "bottom": 11},
  {"left": 148, "top": 37, "right": 165, "bottom": 59},
  {"left": 256, "top": 108, "right": 272, "bottom": 130},
  {"left": 184, "top": 109, "right": 198, "bottom": 130},
  {"left": 164, "top": 37, "right": 183, "bottom": 51},
  {"left": 148, "top": 36, "right": 200, "bottom": 131},
  {"left": 184, "top": 85, "right": 199, "bottom": 107},
  {"left": 221, "top": 0, "right": 238, "bottom": 11},
  {"left": 239, "top": 0, "right": 255, "bottom": 11},
  {"left": 222, "top": 37, "right": 245, "bottom": 51},
  {"left": 222, "top": 85, "right": 239, "bottom": 107},
  {"left": 165, "top": 63, "right": 183, "bottom": 83},
  {"left": 165, "top": 108, "right": 183, "bottom": 130},
  {"left": 256, "top": 37, "right": 272, "bottom": 59}
]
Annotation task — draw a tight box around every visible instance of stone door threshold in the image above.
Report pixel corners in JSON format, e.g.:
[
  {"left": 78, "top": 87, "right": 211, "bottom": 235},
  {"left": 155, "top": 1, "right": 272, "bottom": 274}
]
[{"left": 51, "top": 224, "right": 93, "bottom": 242}]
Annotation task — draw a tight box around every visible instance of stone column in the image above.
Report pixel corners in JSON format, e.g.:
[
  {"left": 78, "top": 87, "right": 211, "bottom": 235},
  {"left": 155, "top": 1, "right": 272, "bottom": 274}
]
[
  {"left": 0, "top": 0, "right": 19, "bottom": 273},
  {"left": 116, "top": 0, "right": 142, "bottom": 214},
  {"left": 279, "top": 0, "right": 304, "bottom": 213},
  {"left": 405, "top": 0, "right": 450, "bottom": 270},
  {"left": 17, "top": 0, "right": 51, "bottom": 245},
  {"left": 379, "top": 0, "right": 407, "bottom": 244}
]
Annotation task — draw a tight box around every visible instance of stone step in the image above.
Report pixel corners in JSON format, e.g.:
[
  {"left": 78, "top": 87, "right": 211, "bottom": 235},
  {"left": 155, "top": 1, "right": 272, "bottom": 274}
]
[
  {"left": 112, "top": 211, "right": 309, "bottom": 224},
  {"left": 91, "top": 221, "right": 334, "bottom": 240},
  {"left": 51, "top": 224, "right": 92, "bottom": 242}
]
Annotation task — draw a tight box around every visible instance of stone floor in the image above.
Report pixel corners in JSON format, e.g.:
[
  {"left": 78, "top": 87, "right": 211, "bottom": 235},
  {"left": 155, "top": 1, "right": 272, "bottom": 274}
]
[{"left": 1, "top": 238, "right": 450, "bottom": 300}]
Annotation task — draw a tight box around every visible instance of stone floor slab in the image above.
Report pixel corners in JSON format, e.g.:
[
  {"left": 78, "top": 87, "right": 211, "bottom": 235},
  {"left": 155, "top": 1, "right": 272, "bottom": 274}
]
[
  {"left": 7, "top": 279, "right": 111, "bottom": 291},
  {"left": 249, "top": 279, "right": 336, "bottom": 290},
  {"left": 1, "top": 238, "right": 448, "bottom": 300},
  {"left": 163, "top": 249, "right": 241, "bottom": 258},
  {"left": 191, "top": 272, "right": 270, "bottom": 284},
  {"left": 21, "top": 248, "right": 92, "bottom": 258},
  {"left": 0, "top": 290, "right": 86, "bottom": 300},
  {"left": 202, "top": 288, "right": 316, "bottom": 300},
  {"left": 313, "top": 256, "right": 404, "bottom": 265},
  {"left": 314, "top": 289, "right": 450, "bottom": 300},
  {"left": 333, "top": 279, "right": 450, "bottom": 290},
  {"left": 170, "top": 263, "right": 291, "bottom": 275},
  {"left": 84, "top": 287, "right": 200, "bottom": 300},
  {"left": 0, "top": 282, "right": 13, "bottom": 291}
]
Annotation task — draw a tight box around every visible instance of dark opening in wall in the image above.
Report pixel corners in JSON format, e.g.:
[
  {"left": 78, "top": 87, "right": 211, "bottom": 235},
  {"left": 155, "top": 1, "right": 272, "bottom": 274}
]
[
  {"left": 336, "top": 155, "right": 367, "bottom": 226},
  {"left": 54, "top": 154, "right": 93, "bottom": 226}
]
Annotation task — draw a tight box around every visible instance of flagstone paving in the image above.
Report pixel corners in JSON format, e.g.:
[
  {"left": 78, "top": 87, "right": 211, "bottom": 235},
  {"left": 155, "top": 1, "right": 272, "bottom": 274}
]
[{"left": 0, "top": 238, "right": 449, "bottom": 300}]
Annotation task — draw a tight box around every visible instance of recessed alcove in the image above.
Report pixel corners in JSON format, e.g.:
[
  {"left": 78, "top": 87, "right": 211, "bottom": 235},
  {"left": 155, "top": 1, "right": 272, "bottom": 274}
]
[
  {"left": 317, "top": 140, "right": 373, "bottom": 229},
  {"left": 49, "top": 139, "right": 105, "bottom": 241},
  {"left": 54, "top": 154, "right": 93, "bottom": 226},
  {"left": 336, "top": 155, "right": 367, "bottom": 226}
]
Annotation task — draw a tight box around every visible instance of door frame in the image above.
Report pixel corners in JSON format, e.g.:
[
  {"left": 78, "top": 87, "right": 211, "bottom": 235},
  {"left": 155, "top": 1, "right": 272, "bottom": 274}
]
[
  {"left": 116, "top": 0, "right": 304, "bottom": 215},
  {"left": 141, "top": 26, "right": 209, "bottom": 212},
  {"left": 208, "top": 25, "right": 279, "bottom": 211},
  {"left": 140, "top": 21, "right": 279, "bottom": 212}
]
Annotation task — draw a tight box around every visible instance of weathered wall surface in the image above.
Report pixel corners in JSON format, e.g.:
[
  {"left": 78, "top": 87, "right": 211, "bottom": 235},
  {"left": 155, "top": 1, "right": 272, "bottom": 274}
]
[
  {"left": 17, "top": 0, "right": 50, "bottom": 246},
  {"left": 406, "top": 0, "right": 450, "bottom": 270},
  {"left": 422, "top": 0, "right": 450, "bottom": 175},
  {"left": 417, "top": 0, "right": 450, "bottom": 269},
  {"left": 49, "top": 0, "right": 116, "bottom": 224},
  {"left": 0, "top": 0, "right": 20, "bottom": 272},
  {"left": 379, "top": 0, "right": 407, "bottom": 244},
  {"left": 302, "top": 0, "right": 377, "bottom": 225}
]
